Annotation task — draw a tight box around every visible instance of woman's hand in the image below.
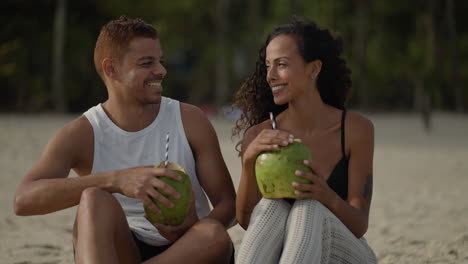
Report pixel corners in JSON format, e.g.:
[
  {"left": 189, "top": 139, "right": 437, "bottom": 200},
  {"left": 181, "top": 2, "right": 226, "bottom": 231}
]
[
  {"left": 292, "top": 159, "right": 339, "bottom": 208},
  {"left": 242, "top": 129, "right": 294, "bottom": 166}
]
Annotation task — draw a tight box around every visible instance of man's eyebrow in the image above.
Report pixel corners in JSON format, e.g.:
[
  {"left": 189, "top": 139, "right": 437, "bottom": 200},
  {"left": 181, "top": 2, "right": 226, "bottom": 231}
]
[
  {"left": 137, "top": 56, "right": 155, "bottom": 61},
  {"left": 137, "top": 55, "right": 165, "bottom": 61}
]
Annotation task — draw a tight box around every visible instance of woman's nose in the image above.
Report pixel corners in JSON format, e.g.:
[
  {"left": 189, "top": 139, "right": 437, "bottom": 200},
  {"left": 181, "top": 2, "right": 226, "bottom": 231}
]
[{"left": 266, "top": 66, "right": 277, "bottom": 83}]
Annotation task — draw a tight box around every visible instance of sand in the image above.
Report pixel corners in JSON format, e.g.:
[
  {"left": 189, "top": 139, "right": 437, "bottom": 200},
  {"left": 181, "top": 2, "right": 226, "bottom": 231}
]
[{"left": 1, "top": 112, "right": 467, "bottom": 263}]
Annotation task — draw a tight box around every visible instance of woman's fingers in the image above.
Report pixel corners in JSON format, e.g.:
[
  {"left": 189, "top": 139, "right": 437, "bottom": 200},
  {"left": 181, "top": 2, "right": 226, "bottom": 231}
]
[
  {"left": 258, "top": 129, "right": 294, "bottom": 145},
  {"left": 294, "top": 168, "right": 322, "bottom": 182},
  {"left": 302, "top": 159, "right": 322, "bottom": 176},
  {"left": 255, "top": 130, "right": 294, "bottom": 149}
]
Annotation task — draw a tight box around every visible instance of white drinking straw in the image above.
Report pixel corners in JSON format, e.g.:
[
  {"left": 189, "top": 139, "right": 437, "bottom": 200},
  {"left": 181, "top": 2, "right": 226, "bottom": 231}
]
[
  {"left": 164, "top": 132, "right": 170, "bottom": 168},
  {"left": 269, "top": 112, "right": 277, "bottom": 130}
]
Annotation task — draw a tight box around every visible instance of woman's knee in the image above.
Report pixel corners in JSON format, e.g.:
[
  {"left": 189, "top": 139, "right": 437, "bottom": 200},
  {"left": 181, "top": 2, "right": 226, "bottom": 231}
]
[
  {"left": 292, "top": 199, "right": 335, "bottom": 221},
  {"left": 252, "top": 198, "right": 291, "bottom": 218}
]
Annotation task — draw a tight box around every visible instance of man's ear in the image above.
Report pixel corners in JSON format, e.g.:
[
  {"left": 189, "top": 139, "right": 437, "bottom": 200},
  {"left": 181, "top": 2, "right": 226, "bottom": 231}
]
[
  {"left": 307, "top": 60, "right": 322, "bottom": 80},
  {"left": 102, "top": 58, "right": 117, "bottom": 80}
]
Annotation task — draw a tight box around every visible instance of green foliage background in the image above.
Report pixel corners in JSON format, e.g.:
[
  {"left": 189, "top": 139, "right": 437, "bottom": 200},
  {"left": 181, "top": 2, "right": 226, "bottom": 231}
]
[{"left": 1, "top": 0, "right": 467, "bottom": 113}]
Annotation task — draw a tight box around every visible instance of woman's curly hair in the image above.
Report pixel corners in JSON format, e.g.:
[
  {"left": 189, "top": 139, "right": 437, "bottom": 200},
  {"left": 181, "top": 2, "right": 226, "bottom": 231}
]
[{"left": 232, "top": 16, "right": 352, "bottom": 140}]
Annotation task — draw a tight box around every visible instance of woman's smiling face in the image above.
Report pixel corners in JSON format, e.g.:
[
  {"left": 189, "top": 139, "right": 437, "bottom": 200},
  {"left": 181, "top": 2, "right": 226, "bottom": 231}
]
[{"left": 265, "top": 34, "right": 312, "bottom": 105}]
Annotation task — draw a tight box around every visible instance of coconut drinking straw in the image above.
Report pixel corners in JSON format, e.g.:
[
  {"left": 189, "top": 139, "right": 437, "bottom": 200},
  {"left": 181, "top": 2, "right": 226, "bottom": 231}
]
[
  {"left": 164, "top": 132, "right": 170, "bottom": 168},
  {"left": 269, "top": 112, "right": 277, "bottom": 130}
]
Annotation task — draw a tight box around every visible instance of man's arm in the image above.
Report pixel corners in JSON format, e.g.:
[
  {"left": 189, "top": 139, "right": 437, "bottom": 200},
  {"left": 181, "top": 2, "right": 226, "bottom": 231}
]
[
  {"left": 181, "top": 104, "right": 236, "bottom": 228},
  {"left": 14, "top": 116, "right": 116, "bottom": 215},
  {"left": 14, "top": 116, "right": 181, "bottom": 216}
]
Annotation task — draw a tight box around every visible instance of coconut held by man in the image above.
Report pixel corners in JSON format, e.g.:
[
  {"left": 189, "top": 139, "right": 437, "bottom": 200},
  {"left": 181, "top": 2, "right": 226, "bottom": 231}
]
[
  {"left": 144, "top": 161, "right": 193, "bottom": 225},
  {"left": 255, "top": 139, "right": 313, "bottom": 199}
]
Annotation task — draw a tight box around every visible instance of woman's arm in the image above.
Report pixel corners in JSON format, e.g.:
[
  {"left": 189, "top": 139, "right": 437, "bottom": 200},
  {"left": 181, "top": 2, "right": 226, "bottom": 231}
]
[
  {"left": 236, "top": 124, "right": 295, "bottom": 229},
  {"left": 293, "top": 113, "right": 374, "bottom": 237},
  {"left": 337, "top": 113, "right": 374, "bottom": 237},
  {"left": 236, "top": 127, "right": 262, "bottom": 229}
]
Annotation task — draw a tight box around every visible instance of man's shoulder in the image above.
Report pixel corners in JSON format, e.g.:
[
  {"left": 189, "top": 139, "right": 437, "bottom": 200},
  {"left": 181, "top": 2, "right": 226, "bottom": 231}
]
[
  {"left": 43, "top": 115, "right": 94, "bottom": 173},
  {"left": 54, "top": 115, "right": 94, "bottom": 152},
  {"left": 61, "top": 115, "right": 93, "bottom": 138},
  {"left": 179, "top": 102, "right": 211, "bottom": 128},
  {"left": 179, "top": 102, "right": 205, "bottom": 117},
  {"left": 177, "top": 103, "right": 218, "bottom": 148}
]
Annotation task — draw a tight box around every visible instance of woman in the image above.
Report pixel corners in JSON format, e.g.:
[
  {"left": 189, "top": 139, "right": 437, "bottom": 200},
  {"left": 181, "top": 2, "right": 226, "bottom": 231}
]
[{"left": 232, "top": 17, "right": 377, "bottom": 263}]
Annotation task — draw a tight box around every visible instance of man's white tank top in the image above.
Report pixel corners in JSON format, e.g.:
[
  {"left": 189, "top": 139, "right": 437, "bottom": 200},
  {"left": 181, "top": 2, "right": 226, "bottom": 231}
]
[{"left": 83, "top": 97, "right": 211, "bottom": 246}]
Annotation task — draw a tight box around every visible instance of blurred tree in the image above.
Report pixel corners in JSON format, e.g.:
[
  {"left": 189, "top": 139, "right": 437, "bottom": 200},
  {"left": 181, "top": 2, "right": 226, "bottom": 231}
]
[
  {"left": 446, "top": 0, "right": 463, "bottom": 112},
  {"left": 215, "top": 0, "right": 230, "bottom": 109},
  {"left": 1, "top": 0, "right": 467, "bottom": 113},
  {"left": 52, "top": 0, "right": 67, "bottom": 112},
  {"left": 352, "top": 0, "right": 370, "bottom": 108}
]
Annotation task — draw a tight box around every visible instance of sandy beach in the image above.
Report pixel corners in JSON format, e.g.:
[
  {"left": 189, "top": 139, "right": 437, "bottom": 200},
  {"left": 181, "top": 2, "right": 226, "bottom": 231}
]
[{"left": 1, "top": 112, "right": 467, "bottom": 263}]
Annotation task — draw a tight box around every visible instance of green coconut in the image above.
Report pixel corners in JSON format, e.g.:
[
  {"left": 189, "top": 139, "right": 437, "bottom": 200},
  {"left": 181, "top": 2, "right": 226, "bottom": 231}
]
[
  {"left": 144, "top": 161, "right": 193, "bottom": 225},
  {"left": 255, "top": 139, "right": 313, "bottom": 199}
]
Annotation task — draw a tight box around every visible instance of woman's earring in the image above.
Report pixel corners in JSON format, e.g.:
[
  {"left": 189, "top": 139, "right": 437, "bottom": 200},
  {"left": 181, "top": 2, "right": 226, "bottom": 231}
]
[{"left": 311, "top": 75, "right": 315, "bottom": 80}]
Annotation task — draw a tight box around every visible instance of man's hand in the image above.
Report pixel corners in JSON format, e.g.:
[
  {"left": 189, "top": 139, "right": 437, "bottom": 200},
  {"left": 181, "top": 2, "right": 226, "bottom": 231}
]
[
  {"left": 149, "top": 192, "right": 199, "bottom": 242},
  {"left": 115, "top": 166, "right": 182, "bottom": 214}
]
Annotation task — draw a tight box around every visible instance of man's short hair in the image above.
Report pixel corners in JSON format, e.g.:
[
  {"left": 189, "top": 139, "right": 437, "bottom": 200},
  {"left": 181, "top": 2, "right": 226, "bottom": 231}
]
[{"left": 94, "top": 16, "right": 158, "bottom": 80}]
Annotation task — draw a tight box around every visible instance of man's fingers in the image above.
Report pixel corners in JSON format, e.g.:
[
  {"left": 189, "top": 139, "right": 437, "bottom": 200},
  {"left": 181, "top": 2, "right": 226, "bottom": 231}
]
[
  {"left": 152, "top": 168, "right": 182, "bottom": 181},
  {"left": 142, "top": 196, "right": 161, "bottom": 215},
  {"left": 151, "top": 176, "right": 181, "bottom": 200},
  {"left": 147, "top": 187, "right": 175, "bottom": 209}
]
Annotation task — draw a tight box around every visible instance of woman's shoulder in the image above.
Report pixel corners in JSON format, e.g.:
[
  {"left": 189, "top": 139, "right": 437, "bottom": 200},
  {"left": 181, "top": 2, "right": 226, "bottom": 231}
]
[
  {"left": 345, "top": 111, "right": 374, "bottom": 130},
  {"left": 344, "top": 111, "right": 374, "bottom": 145},
  {"left": 244, "top": 120, "right": 271, "bottom": 138},
  {"left": 240, "top": 120, "right": 271, "bottom": 149}
]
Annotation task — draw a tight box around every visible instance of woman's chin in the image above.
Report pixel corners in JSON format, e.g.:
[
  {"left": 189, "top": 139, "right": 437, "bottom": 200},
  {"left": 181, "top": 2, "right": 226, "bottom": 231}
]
[{"left": 273, "top": 96, "right": 288, "bottom": 106}]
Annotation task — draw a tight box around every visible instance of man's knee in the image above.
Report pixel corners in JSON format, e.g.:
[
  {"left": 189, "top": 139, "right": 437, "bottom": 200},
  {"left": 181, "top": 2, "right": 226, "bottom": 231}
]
[
  {"left": 74, "top": 187, "right": 124, "bottom": 241},
  {"left": 76, "top": 187, "right": 123, "bottom": 224},
  {"left": 193, "top": 219, "right": 232, "bottom": 255},
  {"left": 79, "top": 187, "right": 116, "bottom": 210}
]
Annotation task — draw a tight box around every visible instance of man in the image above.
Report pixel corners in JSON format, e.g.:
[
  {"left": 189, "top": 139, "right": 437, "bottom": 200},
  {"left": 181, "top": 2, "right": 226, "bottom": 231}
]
[{"left": 14, "top": 16, "right": 236, "bottom": 263}]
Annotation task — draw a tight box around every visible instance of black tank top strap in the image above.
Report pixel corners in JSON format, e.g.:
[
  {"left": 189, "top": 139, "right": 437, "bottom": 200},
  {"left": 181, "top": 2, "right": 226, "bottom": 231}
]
[{"left": 341, "top": 110, "right": 347, "bottom": 158}]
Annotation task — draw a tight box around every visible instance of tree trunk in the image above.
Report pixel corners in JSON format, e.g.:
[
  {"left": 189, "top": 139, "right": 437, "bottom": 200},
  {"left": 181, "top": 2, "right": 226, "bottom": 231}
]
[
  {"left": 214, "top": 0, "right": 229, "bottom": 110},
  {"left": 52, "top": 0, "right": 67, "bottom": 112},
  {"left": 246, "top": 0, "right": 260, "bottom": 66},
  {"left": 446, "top": 0, "right": 463, "bottom": 112},
  {"left": 290, "top": 0, "right": 298, "bottom": 15},
  {"left": 420, "top": 0, "right": 436, "bottom": 131},
  {"left": 413, "top": 78, "right": 431, "bottom": 132},
  {"left": 353, "top": 0, "right": 368, "bottom": 109}
]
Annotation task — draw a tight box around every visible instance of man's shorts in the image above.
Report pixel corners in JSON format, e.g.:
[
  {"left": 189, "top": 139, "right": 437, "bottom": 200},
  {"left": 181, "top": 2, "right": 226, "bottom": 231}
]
[
  {"left": 132, "top": 231, "right": 235, "bottom": 263},
  {"left": 131, "top": 232, "right": 171, "bottom": 261}
]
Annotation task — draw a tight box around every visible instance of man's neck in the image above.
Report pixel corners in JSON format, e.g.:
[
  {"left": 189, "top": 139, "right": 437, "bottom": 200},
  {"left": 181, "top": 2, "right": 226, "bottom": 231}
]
[{"left": 101, "top": 99, "right": 161, "bottom": 132}]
